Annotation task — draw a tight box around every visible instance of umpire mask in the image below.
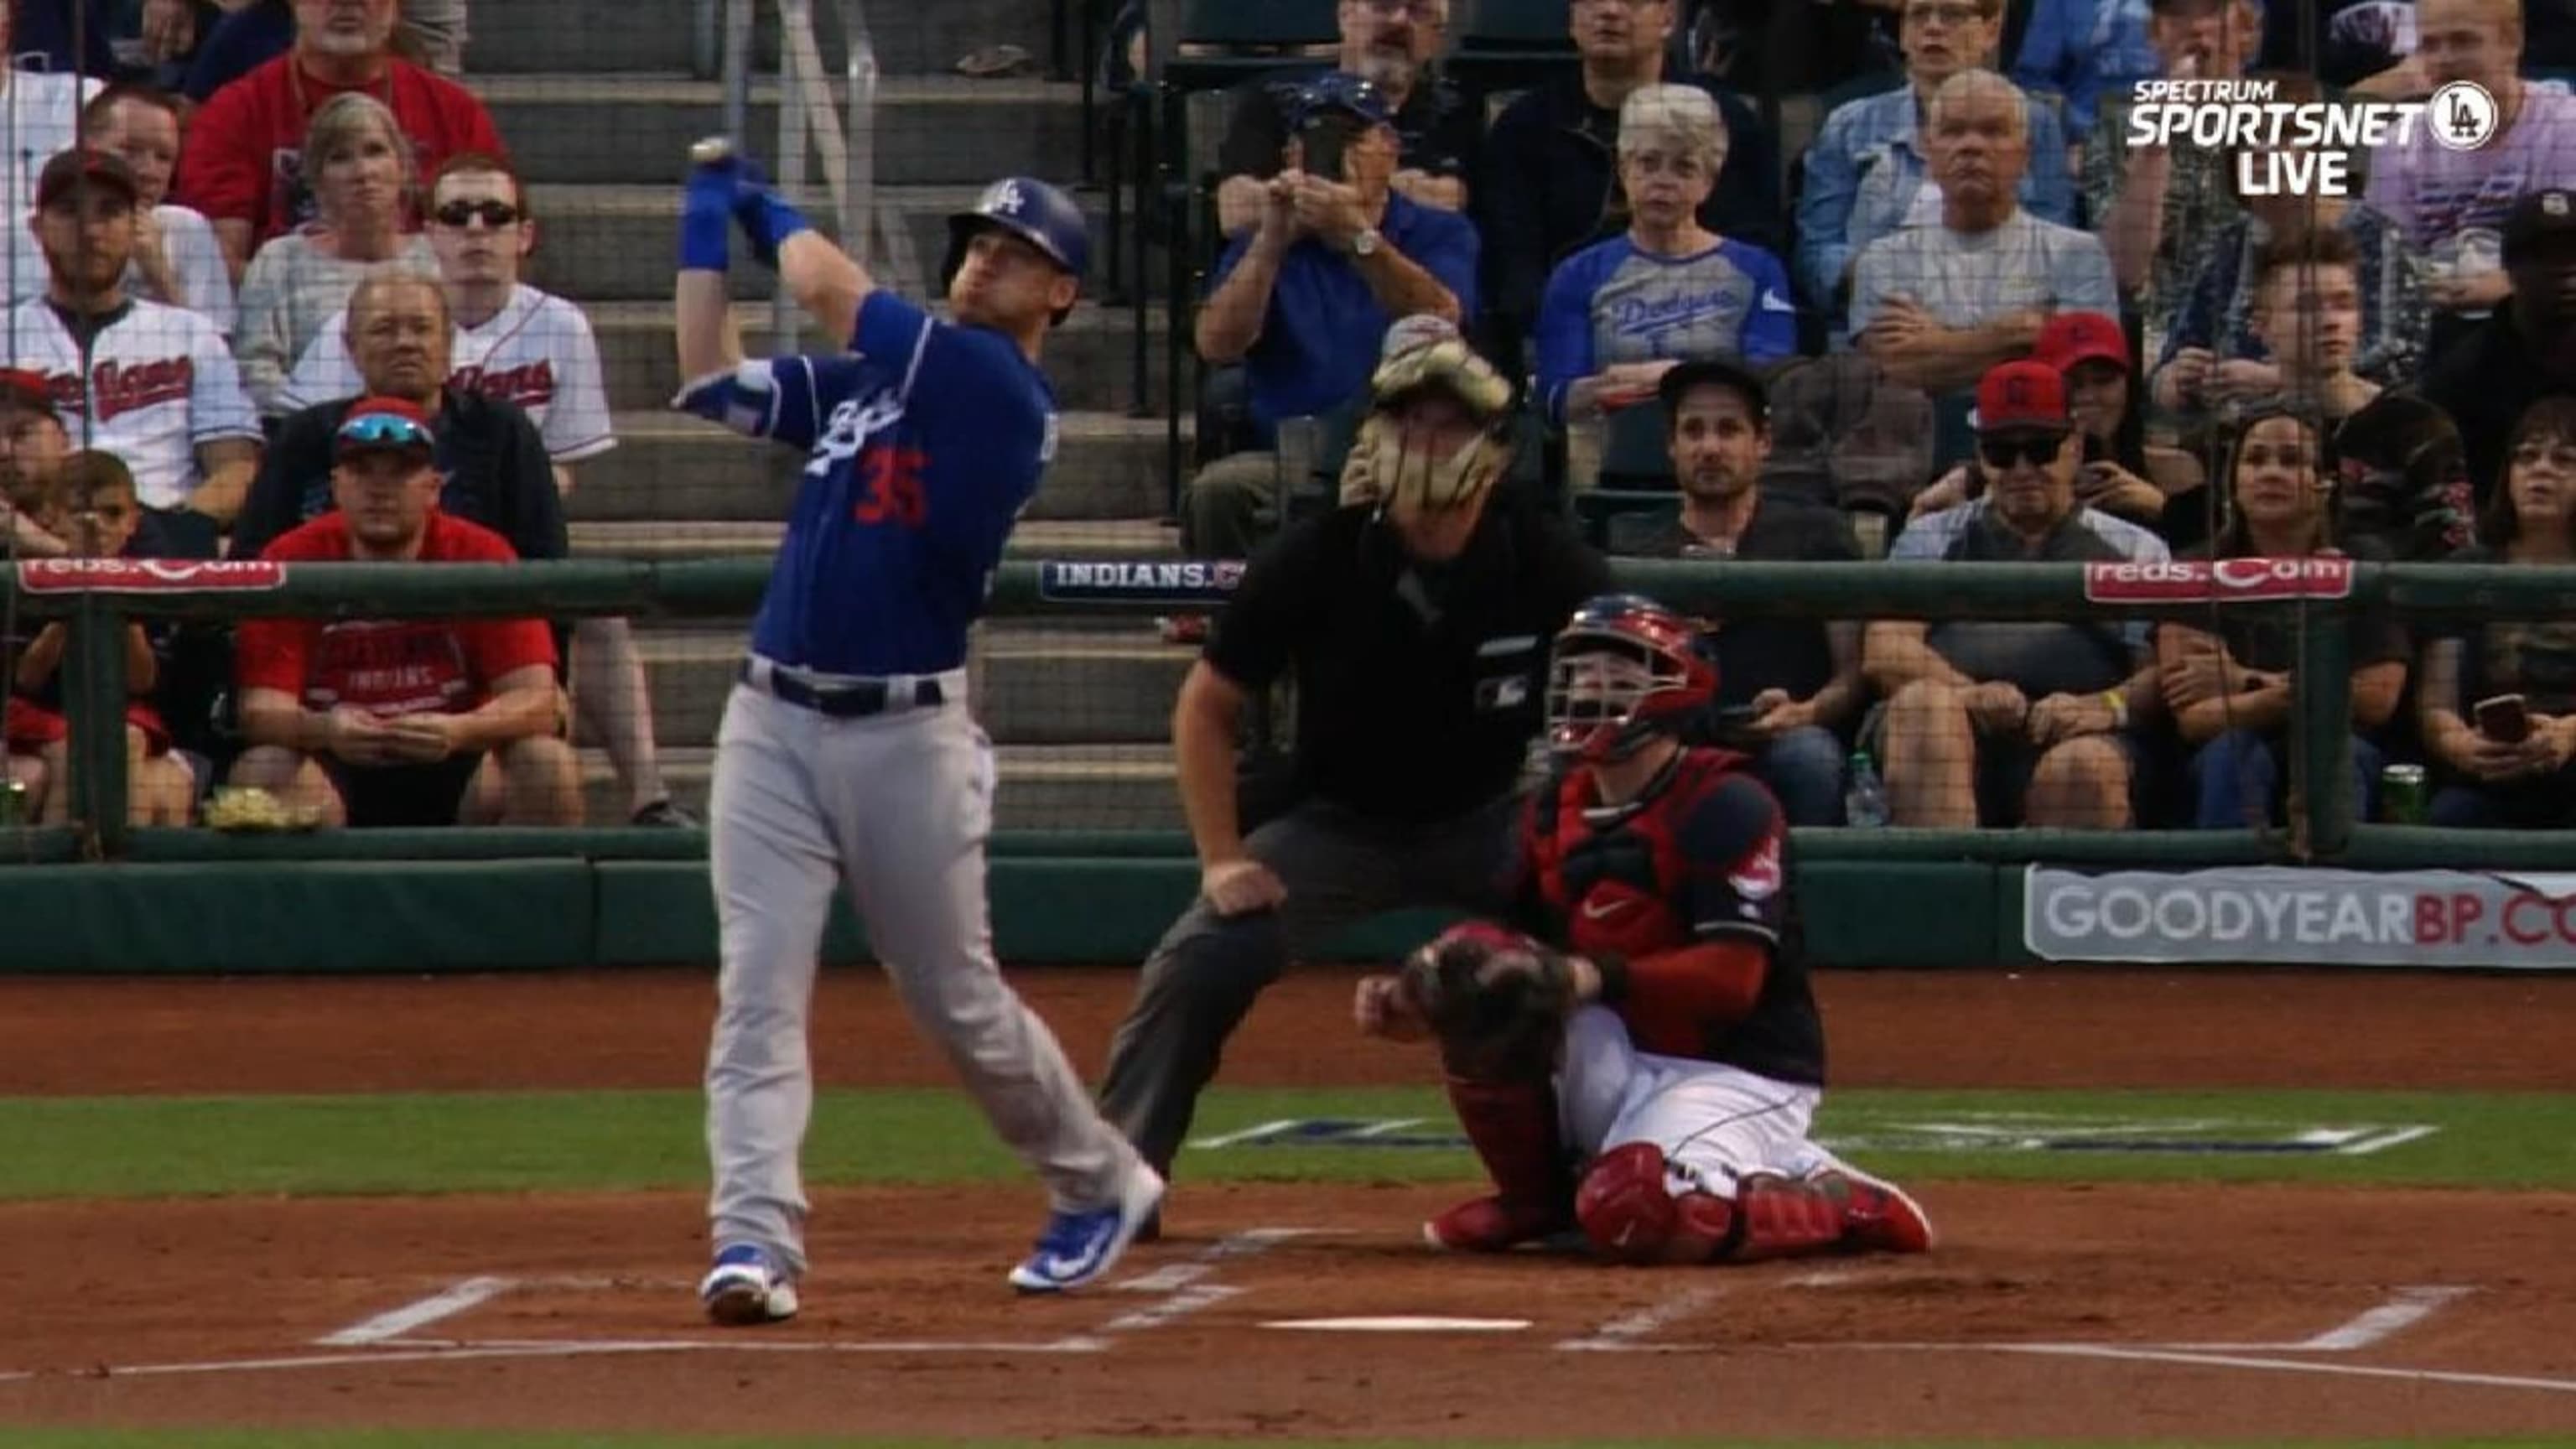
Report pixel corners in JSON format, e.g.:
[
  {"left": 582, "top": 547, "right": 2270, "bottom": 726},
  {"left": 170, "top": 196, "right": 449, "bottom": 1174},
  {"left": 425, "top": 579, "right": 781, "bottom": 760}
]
[{"left": 1347, "top": 337, "right": 1514, "bottom": 527}]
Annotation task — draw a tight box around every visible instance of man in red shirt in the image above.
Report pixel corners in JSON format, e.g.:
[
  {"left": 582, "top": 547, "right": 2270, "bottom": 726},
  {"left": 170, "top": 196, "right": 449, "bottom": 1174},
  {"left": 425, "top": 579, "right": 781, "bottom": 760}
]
[
  {"left": 229, "top": 395, "right": 579, "bottom": 828},
  {"left": 176, "top": 0, "right": 505, "bottom": 274}
]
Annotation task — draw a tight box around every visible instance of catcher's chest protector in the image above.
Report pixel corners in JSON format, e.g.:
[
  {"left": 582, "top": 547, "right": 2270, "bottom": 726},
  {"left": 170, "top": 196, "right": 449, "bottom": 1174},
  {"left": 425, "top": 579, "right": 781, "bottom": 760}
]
[{"left": 1530, "top": 752, "right": 1742, "bottom": 961}]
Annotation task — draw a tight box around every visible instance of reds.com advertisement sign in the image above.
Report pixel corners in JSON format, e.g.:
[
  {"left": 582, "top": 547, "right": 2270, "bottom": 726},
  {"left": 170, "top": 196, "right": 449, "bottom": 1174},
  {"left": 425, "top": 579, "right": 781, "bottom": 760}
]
[
  {"left": 15, "top": 559, "right": 286, "bottom": 593},
  {"left": 2027, "top": 866, "right": 2576, "bottom": 969},
  {"left": 2083, "top": 556, "right": 2356, "bottom": 604}
]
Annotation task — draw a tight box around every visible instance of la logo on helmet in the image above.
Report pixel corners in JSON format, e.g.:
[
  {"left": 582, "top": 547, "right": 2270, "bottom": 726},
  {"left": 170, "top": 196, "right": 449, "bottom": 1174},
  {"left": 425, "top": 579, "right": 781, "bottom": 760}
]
[{"left": 990, "top": 180, "right": 1026, "bottom": 216}]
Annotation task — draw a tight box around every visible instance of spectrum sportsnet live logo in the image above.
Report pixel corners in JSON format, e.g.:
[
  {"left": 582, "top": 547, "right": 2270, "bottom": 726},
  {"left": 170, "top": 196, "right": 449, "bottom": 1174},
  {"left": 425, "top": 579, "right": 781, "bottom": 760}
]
[{"left": 2125, "top": 78, "right": 2499, "bottom": 197}]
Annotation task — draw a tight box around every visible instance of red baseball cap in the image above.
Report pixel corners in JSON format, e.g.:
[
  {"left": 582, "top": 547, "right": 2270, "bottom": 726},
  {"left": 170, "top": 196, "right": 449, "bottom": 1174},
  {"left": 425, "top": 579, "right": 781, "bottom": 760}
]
[
  {"left": 0, "top": 368, "right": 58, "bottom": 420},
  {"left": 335, "top": 396, "right": 436, "bottom": 458},
  {"left": 1973, "top": 360, "right": 2073, "bottom": 434},
  {"left": 2035, "top": 310, "right": 2131, "bottom": 376}
]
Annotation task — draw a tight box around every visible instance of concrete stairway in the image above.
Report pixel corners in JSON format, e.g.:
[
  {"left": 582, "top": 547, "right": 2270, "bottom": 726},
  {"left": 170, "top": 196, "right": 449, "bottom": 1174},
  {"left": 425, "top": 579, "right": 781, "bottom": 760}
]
[{"left": 453, "top": 2, "right": 1196, "bottom": 831}]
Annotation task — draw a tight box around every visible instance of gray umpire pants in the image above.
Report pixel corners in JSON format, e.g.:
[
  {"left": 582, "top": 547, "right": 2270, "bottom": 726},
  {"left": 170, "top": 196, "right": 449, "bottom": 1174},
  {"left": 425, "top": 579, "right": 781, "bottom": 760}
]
[{"left": 1098, "top": 792, "right": 1525, "bottom": 1176}]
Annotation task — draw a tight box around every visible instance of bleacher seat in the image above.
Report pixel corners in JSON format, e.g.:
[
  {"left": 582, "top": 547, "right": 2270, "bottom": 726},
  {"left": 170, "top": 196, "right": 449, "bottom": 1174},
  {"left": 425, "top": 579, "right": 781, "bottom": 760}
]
[
  {"left": 1446, "top": 0, "right": 1576, "bottom": 98},
  {"left": 1165, "top": 0, "right": 1339, "bottom": 88}
]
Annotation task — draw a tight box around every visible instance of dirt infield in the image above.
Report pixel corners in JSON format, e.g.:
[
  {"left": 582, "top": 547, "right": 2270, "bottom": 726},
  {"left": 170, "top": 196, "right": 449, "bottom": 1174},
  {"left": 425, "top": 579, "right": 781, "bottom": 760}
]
[{"left": 3, "top": 965, "right": 2574, "bottom": 1441}]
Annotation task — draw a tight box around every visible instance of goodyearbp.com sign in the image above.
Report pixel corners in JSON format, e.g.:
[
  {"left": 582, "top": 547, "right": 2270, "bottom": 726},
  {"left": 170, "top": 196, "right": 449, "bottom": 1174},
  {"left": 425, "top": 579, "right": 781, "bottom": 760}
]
[
  {"left": 2126, "top": 78, "right": 2500, "bottom": 196},
  {"left": 2026, "top": 866, "right": 2576, "bottom": 968}
]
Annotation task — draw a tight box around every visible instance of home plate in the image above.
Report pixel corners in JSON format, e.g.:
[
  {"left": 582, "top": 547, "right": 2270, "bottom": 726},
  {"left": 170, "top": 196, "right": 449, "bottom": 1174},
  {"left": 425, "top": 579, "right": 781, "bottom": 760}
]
[{"left": 1260, "top": 1317, "right": 1532, "bottom": 1332}]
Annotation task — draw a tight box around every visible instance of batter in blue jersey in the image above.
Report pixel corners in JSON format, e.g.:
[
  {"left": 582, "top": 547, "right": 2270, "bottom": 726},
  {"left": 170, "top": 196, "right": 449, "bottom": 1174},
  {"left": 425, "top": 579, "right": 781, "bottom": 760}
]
[{"left": 672, "top": 150, "right": 1162, "bottom": 1323}]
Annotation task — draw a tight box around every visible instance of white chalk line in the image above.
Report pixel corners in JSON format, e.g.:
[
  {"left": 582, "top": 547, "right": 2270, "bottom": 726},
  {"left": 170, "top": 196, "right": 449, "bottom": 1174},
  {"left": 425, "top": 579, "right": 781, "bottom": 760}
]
[
  {"left": 1933, "top": 1341, "right": 2576, "bottom": 1395},
  {"left": 1557, "top": 1284, "right": 1727, "bottom": 1352},
  {"left": 314, "top": 1275, "right": 516, "bottom": 1347},
  {"left": 380, "top": 1335, "right": 1106, "bottom": 1356},
  {"left": 2150, "top": 1284, "right": 2479, "bottom": 1353}
]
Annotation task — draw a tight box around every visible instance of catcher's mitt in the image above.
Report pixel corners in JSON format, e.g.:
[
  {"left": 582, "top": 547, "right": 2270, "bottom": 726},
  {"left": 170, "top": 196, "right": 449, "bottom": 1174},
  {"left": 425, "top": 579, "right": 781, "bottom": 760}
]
[{"left": 1397, "top": 922, "right": 1581, "bottom": 1079}]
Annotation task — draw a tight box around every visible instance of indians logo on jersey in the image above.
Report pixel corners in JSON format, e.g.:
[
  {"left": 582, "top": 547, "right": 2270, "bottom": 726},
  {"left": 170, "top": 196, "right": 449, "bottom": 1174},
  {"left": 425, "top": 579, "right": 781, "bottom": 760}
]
[
  {"left": 43, "top": 358, "right": 194, "bottom": 424},
  {"left": 1727, "top": 833, "right": 1784, "bottom": 902},
  {"left": 452, "top": 359, "right": 558, "bottom": 413}
]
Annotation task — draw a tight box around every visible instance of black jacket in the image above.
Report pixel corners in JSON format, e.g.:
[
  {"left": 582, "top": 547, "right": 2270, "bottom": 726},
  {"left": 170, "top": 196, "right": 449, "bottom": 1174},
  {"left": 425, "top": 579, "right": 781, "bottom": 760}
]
[
  {"left": 2415, "top": 302, "right": 2576, "bottom": 503},
  {"left": 231, "top": 387, "right": 567, "bottom": 565},
  {"left": 1474, "top": 70, "right": 1783, "bottom": 346}
]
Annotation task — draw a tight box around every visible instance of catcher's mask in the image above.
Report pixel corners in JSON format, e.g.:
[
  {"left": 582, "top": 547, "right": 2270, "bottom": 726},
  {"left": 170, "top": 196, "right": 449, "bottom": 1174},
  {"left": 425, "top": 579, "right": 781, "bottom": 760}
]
[
  {"left": 1347, "top": 335, "right": 1516, "bottom": 527},
  {"left": 1544, "top": 595, "right": 1717, "bottom": 763}
]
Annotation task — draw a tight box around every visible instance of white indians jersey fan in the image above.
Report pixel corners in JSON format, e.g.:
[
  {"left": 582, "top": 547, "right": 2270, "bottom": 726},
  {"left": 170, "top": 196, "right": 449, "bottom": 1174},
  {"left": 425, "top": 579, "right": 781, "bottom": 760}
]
[
  {"left": 5, "top": 294, "right": 260, "bottom": 510},
  {"left": 281, "top": 283, "right": 615, "bottom": 463}
]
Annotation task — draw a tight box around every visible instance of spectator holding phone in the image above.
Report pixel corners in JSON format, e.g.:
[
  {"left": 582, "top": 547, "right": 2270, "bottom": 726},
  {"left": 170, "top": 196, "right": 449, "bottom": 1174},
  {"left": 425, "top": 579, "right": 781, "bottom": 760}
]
[
  {"left": 2418, "top": 395, "right": 2576, "bottom": 827},
  {"left": 2157, "top": 403, "right": 2407, "bottom": 828},
  {"left": 1186, "top": 74, "right": 1478, "bottom": 564}
]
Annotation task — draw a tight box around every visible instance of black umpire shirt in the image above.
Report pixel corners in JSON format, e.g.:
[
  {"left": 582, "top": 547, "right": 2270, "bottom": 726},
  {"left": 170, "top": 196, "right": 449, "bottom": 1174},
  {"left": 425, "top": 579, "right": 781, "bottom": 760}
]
[
  {"left": 229, "top": 387, "right": 568, "bottom": 565},
  {"left": 1206, "top": 496, "right": 1611, "bottom": 826}
]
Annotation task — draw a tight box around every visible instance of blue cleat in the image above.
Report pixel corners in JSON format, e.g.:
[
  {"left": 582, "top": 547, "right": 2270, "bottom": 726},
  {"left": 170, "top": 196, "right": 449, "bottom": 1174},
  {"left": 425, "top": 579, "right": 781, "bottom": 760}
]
[{"left": 1007, "top": 1164, "right": 1166, "bottom": 1294}]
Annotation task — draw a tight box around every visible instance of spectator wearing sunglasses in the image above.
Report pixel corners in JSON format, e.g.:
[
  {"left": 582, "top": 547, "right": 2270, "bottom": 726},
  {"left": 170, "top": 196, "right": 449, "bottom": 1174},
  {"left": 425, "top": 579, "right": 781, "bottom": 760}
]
[
  {"left": 231, "top": 269, "right": 561, "bottom": 572},
  {"left": 230, "top": 395, "right": 579, "bottom": 828},
  {"left": 1864, "top": 359, "right": 2168, "bottom": 828},
  {"left": 273, "top": 154, "right": 681, "bottom": 827},
  {"left": 280, "top": 154, "right": 610, "bottom": 471}
]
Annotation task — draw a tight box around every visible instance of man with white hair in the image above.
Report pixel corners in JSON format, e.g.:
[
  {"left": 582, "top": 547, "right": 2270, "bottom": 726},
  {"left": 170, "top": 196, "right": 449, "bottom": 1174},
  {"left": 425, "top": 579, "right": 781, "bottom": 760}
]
[
  {"left": 1796, "top": 0, "right": 2074, "bottom": 326},
  {"left": 1212, "top": 0, "right": 1479, "bottom": 236},
  {"left": 1849, "top": 70, "right": 2117, "bottom": 397},
  {"left": 1534, "top": 85, "right": 1796, "bottom": 427}
]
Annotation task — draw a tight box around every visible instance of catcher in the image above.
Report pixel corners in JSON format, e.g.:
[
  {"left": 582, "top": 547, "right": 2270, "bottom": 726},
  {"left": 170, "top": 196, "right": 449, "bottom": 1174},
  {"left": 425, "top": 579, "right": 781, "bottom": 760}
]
[{"left": 1356, "top": 595, "right": 1934, "bottom": 1265}]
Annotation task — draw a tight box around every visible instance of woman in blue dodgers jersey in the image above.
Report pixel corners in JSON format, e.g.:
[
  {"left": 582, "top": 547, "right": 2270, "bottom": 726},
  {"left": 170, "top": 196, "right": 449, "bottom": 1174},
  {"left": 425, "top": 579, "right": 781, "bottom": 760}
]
[{"left": 670, "top": 145, "right": 1163, "bottom": 1322}]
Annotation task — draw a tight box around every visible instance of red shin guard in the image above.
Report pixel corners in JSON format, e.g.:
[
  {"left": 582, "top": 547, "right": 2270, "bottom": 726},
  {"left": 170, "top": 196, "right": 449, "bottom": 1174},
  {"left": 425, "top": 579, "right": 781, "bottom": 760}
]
[{"left": 1427, "top": 1074, "right": 1573, "bottom": 1252}]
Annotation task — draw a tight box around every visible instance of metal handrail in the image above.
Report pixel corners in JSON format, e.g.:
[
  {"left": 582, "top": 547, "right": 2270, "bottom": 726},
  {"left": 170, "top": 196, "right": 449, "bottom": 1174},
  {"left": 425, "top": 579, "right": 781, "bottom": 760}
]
[{"left": 710, "top": 0, "right": 919, "bottom": 348}]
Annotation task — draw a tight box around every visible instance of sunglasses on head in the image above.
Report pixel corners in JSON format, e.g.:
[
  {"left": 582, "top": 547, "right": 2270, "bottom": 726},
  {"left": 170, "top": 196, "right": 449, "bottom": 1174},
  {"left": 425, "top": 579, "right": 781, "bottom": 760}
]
[
  {"left": 1978, "top": 431, "right": 2068, "bottom": 469},
  {"left": 338, "top": 414, "right": 433, "bottom": 450},
  {"left": 434, "top": 199, "right": 521, "bottom": 229}
]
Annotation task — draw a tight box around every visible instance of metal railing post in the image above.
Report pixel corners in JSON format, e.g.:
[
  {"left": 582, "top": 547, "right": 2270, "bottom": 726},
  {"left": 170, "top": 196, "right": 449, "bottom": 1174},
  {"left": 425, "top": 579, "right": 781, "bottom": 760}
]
[
  {"left": 64, "top": 595, "right": 129, "bottom": 859},
  {"left": 721, "top": 0, "right": 756, "bottom": 147},
  {"left": 773, "top": 0, "right": 815, "bottom": 350},
  {"left": 2291, "top": 600, "right": 2357, "bottom": 862}
]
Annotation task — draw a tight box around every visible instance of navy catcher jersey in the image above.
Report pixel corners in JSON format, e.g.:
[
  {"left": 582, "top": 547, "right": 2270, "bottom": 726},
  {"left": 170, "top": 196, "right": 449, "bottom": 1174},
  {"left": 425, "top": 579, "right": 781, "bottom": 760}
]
[{"left": 711, "top": 291, "right": 1056, "bottom": 676}]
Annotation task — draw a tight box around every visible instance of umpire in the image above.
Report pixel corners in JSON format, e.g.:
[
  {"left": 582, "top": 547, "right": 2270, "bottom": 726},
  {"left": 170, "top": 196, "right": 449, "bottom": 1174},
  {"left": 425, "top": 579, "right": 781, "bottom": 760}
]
[{"left": 1098, "top": 319, "right": 1611, "bottom": 1206}]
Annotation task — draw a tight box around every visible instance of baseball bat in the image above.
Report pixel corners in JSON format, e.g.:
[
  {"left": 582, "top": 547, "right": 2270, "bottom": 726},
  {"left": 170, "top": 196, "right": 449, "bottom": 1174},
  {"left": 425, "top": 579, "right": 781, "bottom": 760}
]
[{"left": 690, "top": 136, "right": 735, "bottom": 168}]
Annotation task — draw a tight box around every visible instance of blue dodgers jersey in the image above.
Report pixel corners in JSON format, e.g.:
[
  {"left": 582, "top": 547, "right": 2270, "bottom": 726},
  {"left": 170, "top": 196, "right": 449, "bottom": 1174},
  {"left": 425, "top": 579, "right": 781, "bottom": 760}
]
[{"left": 727, "top": 291, "right": 1057, "bottom": 675}]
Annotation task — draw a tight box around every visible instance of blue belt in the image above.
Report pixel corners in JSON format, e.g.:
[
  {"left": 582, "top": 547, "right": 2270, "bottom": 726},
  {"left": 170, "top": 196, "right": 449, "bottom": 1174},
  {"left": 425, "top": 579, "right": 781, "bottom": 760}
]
[{"left": 740, "top": 659, "right": 946, "bottom": 718}]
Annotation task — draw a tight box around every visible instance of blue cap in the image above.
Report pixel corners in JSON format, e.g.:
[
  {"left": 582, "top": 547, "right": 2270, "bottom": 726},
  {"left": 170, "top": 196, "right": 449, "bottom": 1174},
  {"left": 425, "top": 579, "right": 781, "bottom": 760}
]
[{"left": 1292, "top": 72, "right": 1394, "bottom": 128}]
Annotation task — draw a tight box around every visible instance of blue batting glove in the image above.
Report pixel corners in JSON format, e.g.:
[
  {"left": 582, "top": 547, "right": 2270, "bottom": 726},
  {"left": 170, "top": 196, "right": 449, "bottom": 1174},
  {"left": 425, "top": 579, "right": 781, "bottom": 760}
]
[
  {"left": 726, "top": 158, "right": 813, "bottom": 269},
  {"left": 680, "top": 158, "right": 736, "bottom": 272}
]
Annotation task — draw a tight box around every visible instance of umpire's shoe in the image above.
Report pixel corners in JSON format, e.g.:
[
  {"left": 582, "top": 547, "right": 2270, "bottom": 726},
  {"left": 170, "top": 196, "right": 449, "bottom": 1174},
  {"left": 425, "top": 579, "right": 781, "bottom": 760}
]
[
  {"left": 1008, "top": 1163, "right": 1167, "bottom": 1293},
  {"left": 700, "top": 1243, "right": 801, "bottom": 1325}
]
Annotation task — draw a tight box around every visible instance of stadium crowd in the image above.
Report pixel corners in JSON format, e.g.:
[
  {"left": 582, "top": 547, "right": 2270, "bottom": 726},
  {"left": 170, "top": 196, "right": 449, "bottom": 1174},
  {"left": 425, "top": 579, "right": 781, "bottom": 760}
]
[
  {"left": 0, "top": 0, "right": 697, "bottom": 832},
  {"left": 1156, "top": 0, "right": 2576, "bottom": 834},
  {"left": 4, "top": 0, "right": 2576, "bottom": 839}
]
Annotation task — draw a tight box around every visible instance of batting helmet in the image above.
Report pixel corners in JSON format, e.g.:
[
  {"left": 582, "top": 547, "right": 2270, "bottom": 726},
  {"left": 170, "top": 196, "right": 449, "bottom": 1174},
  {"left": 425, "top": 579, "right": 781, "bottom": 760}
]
[
  {"left": 1544, "top": 595, "right": 1717, "bottom": 764},
  {"left": 943, "top": 176, "right": 1088, "bottom": 324}
]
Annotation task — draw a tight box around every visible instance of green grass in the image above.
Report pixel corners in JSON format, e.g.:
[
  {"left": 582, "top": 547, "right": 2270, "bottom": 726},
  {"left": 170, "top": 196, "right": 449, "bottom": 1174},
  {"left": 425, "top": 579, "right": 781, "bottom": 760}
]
[
  {"left": 0, "top": 1086, "right": 2569, "bottom": 1200},
  {"left": 0, "top": 1436, "right": 2563, "bottom": 1449}
]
